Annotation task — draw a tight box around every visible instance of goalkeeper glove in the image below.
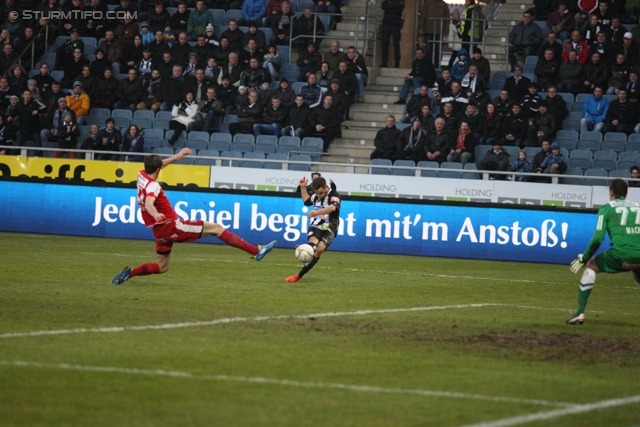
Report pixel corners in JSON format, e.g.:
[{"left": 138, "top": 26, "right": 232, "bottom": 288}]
[{"left": 569, "top": 254, "right": 584, "bottom": 274}]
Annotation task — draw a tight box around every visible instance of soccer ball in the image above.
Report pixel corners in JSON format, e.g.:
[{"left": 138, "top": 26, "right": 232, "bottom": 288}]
[{"left": 295, "top": 244, "right": 314, "bottom": 263}]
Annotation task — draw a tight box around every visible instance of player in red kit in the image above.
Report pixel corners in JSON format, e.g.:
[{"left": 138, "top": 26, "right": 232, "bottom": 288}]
[{"left": 110, "top": 148, "right": 276, "bottom": 285}]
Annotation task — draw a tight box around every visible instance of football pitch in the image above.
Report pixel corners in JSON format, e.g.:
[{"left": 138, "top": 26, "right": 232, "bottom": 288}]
[{"left": 1, "top": 231, "right": 639, "bottom": 427}]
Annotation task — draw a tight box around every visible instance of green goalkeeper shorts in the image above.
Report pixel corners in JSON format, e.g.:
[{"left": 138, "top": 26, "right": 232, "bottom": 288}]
[{"left": 594, "top": 249, "right": 640, "bottom": 273}]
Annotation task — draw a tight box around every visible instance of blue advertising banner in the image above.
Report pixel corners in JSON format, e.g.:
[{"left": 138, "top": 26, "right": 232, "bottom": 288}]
[{"left": 0, "top": 181, "right": 605, "bottom": 264}]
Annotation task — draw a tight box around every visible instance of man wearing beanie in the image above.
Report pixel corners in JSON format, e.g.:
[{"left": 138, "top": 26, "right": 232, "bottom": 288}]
[
  {"left": 467, "top": 47, "right": 490, "bottom": 86},
  {"left": 65, "top": 81, "right": 90, "bottom": 125},
  {"left": 42, "top": 97, "right": 76, "bottom": 147}
]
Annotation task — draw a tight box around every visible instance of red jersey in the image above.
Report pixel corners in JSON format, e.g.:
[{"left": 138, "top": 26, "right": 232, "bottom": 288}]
[{"left": 137, "top": 170, "right": 179, "bottom": 227}]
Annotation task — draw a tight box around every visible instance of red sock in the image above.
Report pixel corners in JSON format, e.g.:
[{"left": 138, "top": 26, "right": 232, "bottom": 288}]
[
  {"left": 218, "top": 230, "right": 258, "bottom": 255},
  {"left": 130, "top": 263, "right": 160, "bottom": 278}
]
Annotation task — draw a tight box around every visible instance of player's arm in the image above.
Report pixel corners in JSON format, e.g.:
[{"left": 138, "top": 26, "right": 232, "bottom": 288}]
[
  {"left": 299, "top": 177, "right": 311, "bottom": 203},
  {"left": 162, "top": 147, "right": 193, "bottom": 168},
  {"left": 570, "top": 210, "right": 607, "bottom": 273},
  {"left": 307, "top": 204, "right": 337, "bottom": 217},
  {"left": 144, "top": 195, "right": 165, "bottom": 222}
]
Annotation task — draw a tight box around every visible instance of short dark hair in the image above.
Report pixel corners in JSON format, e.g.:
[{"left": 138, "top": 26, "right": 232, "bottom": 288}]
[
  {"left": 144, "top": 155, "right": 163, "bottom": 174},
  {"left": 610, "top": 178, "right": 628, "bottom": 199},
  {"left": 311, "top": 176, "right": 327, "bottom": 191},
  {"left": 631, "top": 165, "right": 639, "bottom": 173},
  {"left": 619, "top": 88, "right": 627, "bottom": 93}
]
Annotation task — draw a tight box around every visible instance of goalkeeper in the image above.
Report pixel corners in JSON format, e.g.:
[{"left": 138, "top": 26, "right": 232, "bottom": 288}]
[{"left": 568, "top": 178, "right": 640, "bottom": 325}]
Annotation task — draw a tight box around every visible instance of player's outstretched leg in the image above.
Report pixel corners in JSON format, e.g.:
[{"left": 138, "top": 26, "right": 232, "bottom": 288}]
[
  {"left": 566, "top": 267, "right": 596, "bottom": 325},
  {"left": 286, "top": 242, "right": 324, "bottom": 282},
  {"left": 207, "top": 225, "right": 276, "bottom": 260}
]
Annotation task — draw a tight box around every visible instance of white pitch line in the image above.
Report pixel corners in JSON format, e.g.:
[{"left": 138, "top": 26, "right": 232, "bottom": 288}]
[
  {"left": 0, "top": 303, "right": 502, "bottom": 339},
  {"left": 0, "top": 360, "right": 573, "bottom": 408},
  {"left": 456, "top": 394, "right": 640, "bottom": 427}
]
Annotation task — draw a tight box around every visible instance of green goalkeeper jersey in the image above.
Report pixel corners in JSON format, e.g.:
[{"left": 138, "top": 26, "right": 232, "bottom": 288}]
[{"left": 583, "top": 198, "right": 640, "bottom": 260}]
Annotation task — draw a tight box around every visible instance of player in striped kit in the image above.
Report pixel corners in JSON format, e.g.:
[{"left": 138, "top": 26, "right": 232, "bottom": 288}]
[{"left": 111, "top": 148, "right": 276, "bottom": 285}]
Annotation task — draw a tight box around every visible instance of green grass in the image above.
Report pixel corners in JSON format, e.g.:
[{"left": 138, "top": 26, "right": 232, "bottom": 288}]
[{"left": 1, "top": 231, "right": 639, "bottom": 427}]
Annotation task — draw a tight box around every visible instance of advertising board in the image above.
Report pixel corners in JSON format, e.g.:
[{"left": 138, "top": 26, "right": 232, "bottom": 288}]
[{"left": 0, "top": 181, "right": 603, "bottom": 264}]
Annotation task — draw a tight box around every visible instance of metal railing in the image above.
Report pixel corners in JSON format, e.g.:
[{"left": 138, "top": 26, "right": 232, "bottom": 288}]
[
  {"left": 422, "top": 16, "right": 516, "bottom": 73},
  {"left": 3, "top": 25, "right": 49, "bottom": 77},
  {"left": 287, "top": 10, "right": 379, "bottom": 64},
  {"left": 3, "top": 144, "right": 635, "bottom": 187}
]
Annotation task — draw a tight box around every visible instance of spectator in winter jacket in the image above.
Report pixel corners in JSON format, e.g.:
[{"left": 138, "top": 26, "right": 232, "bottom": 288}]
[
  {"left": 94, "top": 68, "right": 119, "bottom": 109},
  {"left": 160, "top": 65, "right": 186, "bottom": 111},
  {"left": 581, "top": 86, "right": 609, "bottom": 133},
  {"left": 582, "top": 52, "right": 609, "bottom": 94},
  {"left": 344, "top": 46, "right": 368, "bottom": 102},
  {"left": 418, "top": 104, "right": 435, "bottom": 131},
  {"left": 187, "top": 0, "right": 214, "bottom": 41},
  {"left": 296, "top": 42, "right": 323, "bottom": 82},
  {"left": 557, "top": 49, "right": 583, "bottom": 93},
  {"left": 198, "top": 87, "right": 224, "bottom": 132},
  {"left": 300, "top": 73, "right": 326, "bottom": 108},
  {"left": 148, "top": 2, "right": 171, "bottom": 33},
  {"left": 240, "top": 0, "right": 267, "bottom": 26},
  {"left": 626, "top": 71, "right": 640, "bottom": 101},
  {"left": 467, "top": 47, "right": 490, "bottom": 86},
  {"left": 534, "top": 48, "right": 559, "bottom": 91},
  {"left": 241, "top": 57, "right": 270, "bottom": 89},
  {"left": 493, "top": 89, "right": 514, "bottom": 118},
  {"left": 395, "top": 117, "right": 428, "bottom": 162},
  {"left": 479, "top": 142, "right": 510, "bottom": 179},
  {"left": 502, "top": 65, "right": 530, "bottom": 103},
  {"left": 65, "top": 81, "right": 90, "bottom": 125},
  {"left": 537, "top": 32, "right": 562, "bottom": 62},
  {"left": 54, "top": 112, "right": 80, "bottom": 159},
  {"left": 469, "top": 87, "right": 492, "bottom": 114},
  {"left": 371, "top": 115, "right": 402, "bottom": 160},
  {"left": 308, "top": 94, "right": 340, "bottom": 151},
  {"left": 441, "top": 81, "right": 469, "bottom": 116},
  {"left": 451, "top": 48, "right": 468, "bottom": 81},
  {"left": 460, "top": 65, "right": 484, "bottom": 98},
  {"left": 527, "top": 100, "right": 557, "bottom": 146},
  {"left": 500, "top": 103, "right": 527, "bottom": 147},
  {"left": 511, "top": 149, "right": 532, "bottom": 181},
  {"left": 170, "top": 3, "right": 190, "bottom": 37},
  {"left": 394, "top": 47, "right": 436, "bottom": 105},
  {"left": 285, "top": 94, "right": 311, "bottom": 138},
  {"left": 481, "top": 102, "right": 502, "bottom": 145},
  {"left": 583, "top": 14, "right": 602, "bottom": 46},
  {"left": 520, "top": 82, "right": 543, "bottom": 120},
  {"left": 402, "top": 84, "right": 432, "bottom": 123},
  {"left": 41, "top": 97, "right": 76, "bottom": 147},
  {"left": 539, "top": 141, "right": 566, "bottom": 174},
  {"left": 273, "top": 77, "right": 296, "bottom": 108},
  {"left": 229, "top": 90, "right": 264, "bottom": 136},
  {"left": 508, "top": 11, "right": 543, "bottom": 72},
  {"left": 456, "top": 103, "right": 483, "bottom": 144},
  {"left": 562, "top": 30, "right": 589, "bottom": 64},
  {"left": 615, "top": 32, "right": 639, "bottom": 67},
  {"left": 432, "top": 67, "right": 455, "bottom": 105},
  {"left": 607, "top": 53, "right": 630, "bottom": 95},
  {"left": 588, "top": 31, "right": 614, "bottom": 64},
  {"left": 436, "top": 101, "right": 458, "bottom": 132},
  {"left": 293, "top": 6, "right": 325, "bottom": 50},
  {"left": 114, "top": 69, "right": 143, "bottom": 111},
  {"left": 221, "top": 20, "right": 246, "bottom": 53},
  {"left": 270, "top": 1, "right": 294, "bottom": 46},
  {"left": 420, "top": 117, "right": 451, "bottom": 163},
  {"left": 254, "top": 95, "right": 288, "bottom": 138},
  {"left": 546, "top": 3, "right": 575, "bottom": 41},
  {"left": 447, "top": 121, "right": 475, "bottom": 167},
  {"left": 545, "top": 86, "right": 568, "bottom": 126},
  {"left": 95, "top": 118, "right": 123, "bottom": 160},
  {"left": 610, "top": 16, "right": 625, "bottom": 47},
  {"left": 121, "top": 124, "right": 145, "bottom": 162},
  {"left": 603, "top": 88, "right": 636, "bottom": 134}
]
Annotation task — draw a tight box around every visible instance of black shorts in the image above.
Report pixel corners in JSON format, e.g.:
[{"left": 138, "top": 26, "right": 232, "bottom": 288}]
[{"left": 308, "top": 226, "right": 336, "bottom": 248}]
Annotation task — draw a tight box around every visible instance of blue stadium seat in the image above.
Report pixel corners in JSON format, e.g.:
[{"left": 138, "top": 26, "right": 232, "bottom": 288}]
[
  {"left": 256, "top": 135, "right": 278, "bottom": 145},
  {"left": 134, "top": 110, "right": 155, "bottom": 120},
  {"left": 563, "top": 119, "right": 580, "bottom": 130},
  {"left": 153, "top": 147, "right": 174, "bottom": 156},
  {"left": 155, "top": 111, "right": 173, "bottom": 121},
  {"left": 557, "top": 129, "right": 578, "bottom": 142},
  {"left": 279, "top": 136, "right": 301, "bottom": 146},
  {"left": 254, "top": 142, "right": 276, "bottom": 154},
  {"left": 173, "top": 157, "right": 195, "bottom": 165},
  {"left": 581, "top": 131, "right": 603, "bottom": 142},
  {"left": 503, "top": 146, "right": 520, "bottom": 158},
  {"left": 474, "top": 145, "right": 491, "bottom": 157},
  {"left": 292, "top": 82, "right": 305, "bottom": 94},
  {"left": 575, "top": 93, "right": 590, "bottom": 103},
  {"left": 417, "top": 161, "right": 438, "bottom": 177},
  {"left": 583, "top": 168, "right": 608, "bottom": 186},
  {"left": 591, "top": 159, "right": 615, "bottom": 171},
  {"left": 392, "top": 160, "right": 415, "bottom": 176},
  {"left": 265, "top": 152, "right": 287, "bottom": 169},
  {"left": 370, "top": 158, "right": 392, "bottom": 175},
  {"left": 210, "top": 132, "right": 232, "bottom": 143},
  {"left": 619, "top": 151, "right": 640, "bottom": 163},
  {"left": 231, "top": 142, "right": 253, "bottom": 153},
  {"left": 209, "top": 141, "right": 231, "bottom": 152},
  {"left": 572, "top": 102, "right": 583, "bottom": 112},
  {"left": 602, "top": 140, "right": 625, "bottom": 153},
  {"left": 604, "top": 132, "right": 627, "bottom": 144},
  {"left": 114, "top": 117, "right": 130, "bottom": 129},
  {"left": 577, "top": 139, "right": 600, "bottom": 151},
  {"left": 233, "top": 134, "right": 255, "bottom": 144},
  {"left": 462, "top": 163, "right": 481, "bottom": 180},
  {"left": 187, "top": 139, "right": 208, "bottom": 151},
  {"left": 594, "top": 150, "right": 617, "bottom": 162},
  {"left": 567, "top": 111, "right": 583, "bottom": 120},
  {"left": 289, "top": 154, "right": 312, "bottom": 171},
  {"left": 241, "top": 152, "right": 265, "bottom": 169},
  {"left": 188, "top": 131, "right": 209, "bottom": 142},
  {"left": 610, "top": 169, "right": 631, "bottom": 178},
  {"left": 555, "top": 139, "right": 576, "bottom": 150},
  {"left": 111, "top": 109, "right": 132, "bottom": 120},
  {"left": 220, "top": 150, "right": 243, "bottom": 166},
  {"left": 51, "top": 70, "right": 64, "bottom": 82},
  {"left": 154, "top": 120, "right": 170, "bottom": 130},
  {"left": 557, "top": 92, "right": 574, "bottom": 105},
  {"left": 440, "top": 162, "right": 463, "bottom": 170},
  {"left": 560, "top": 167, "right": 583, "bottom": 185},
  {"left": 277, "top": 144, "right": 298, "bottom": 154},
  {"left": 132, "top": 118, "right": 152, "bottom": 129},
  {"left": 524, "top": 55, "right": 539, "bottom": 64},
  {"left": 301, "top": 137, "right": 323, "bottom": 149},
  {"left": 568, "top": 158, "right": 591, "bottom": 169}
]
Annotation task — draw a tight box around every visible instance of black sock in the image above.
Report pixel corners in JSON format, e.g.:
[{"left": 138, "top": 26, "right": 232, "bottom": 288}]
[{"left": 298, "top": 256, "right": 319, "bottom": 278}]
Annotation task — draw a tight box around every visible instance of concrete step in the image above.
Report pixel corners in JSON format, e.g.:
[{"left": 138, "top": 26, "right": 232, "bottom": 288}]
[
  {"left": 350, "top": 103, "right": 405, "bottom": 114},
  {"left": 334, "top": 137, "right": 376, "bottom": 147},
  {"left": 366, "top": 83, "right": 405, "bottom": 93},
  {"left": 379, "top": 67, "right": 411, "bottom": 77},
  {"left": 357, "top": 92, "right": 406, "bottom": 103},
  {"left": 373, "top": 75, "right": 414, "bottom": 86},
  {"left": 328, "top": 29, "right": 376, "bottom": 39},
  {"left": 335, "top": 21, "right": 372, "bottom": 32},
  {"left": 326, "top": 38, "right": 368, "bottom": 51},
  {"left": 351, "top": 110, "right": 403, "bottom": 122},
  {"left": 341, "top": 126, "right": 380, "bottom": 140}
]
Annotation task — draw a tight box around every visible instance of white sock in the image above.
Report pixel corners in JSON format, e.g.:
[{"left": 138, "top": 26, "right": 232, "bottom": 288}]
[{"left": 580, "top": 268, "right": 596, "bottom": 291}]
